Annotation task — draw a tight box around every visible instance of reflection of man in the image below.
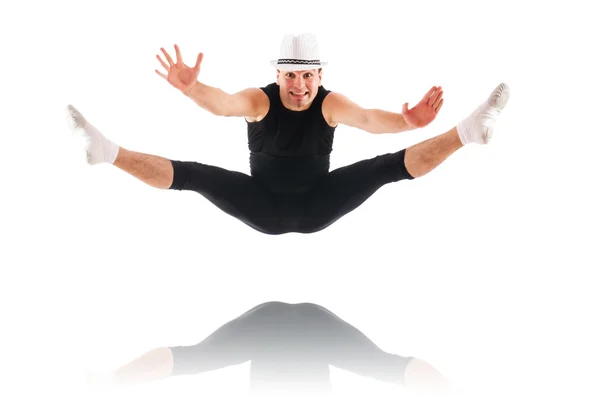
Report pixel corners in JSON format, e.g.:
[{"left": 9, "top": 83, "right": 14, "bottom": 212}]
[{"left": 88, "top": 302, "right": 457, "bottom": 395}]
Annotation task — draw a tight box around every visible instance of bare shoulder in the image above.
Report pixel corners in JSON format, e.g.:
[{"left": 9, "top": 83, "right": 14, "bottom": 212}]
[
  {"left": 322, "top": 91, "right": 346, "bottom": 109},
  {"left": 322, "top": 91, "right": 363, "bottom": 128},
  {"left": 236, "top": 87, "right": 270, "bottom": 122},
  {"left": 321, "top": 91, "right": 346, "bottom": 127}
]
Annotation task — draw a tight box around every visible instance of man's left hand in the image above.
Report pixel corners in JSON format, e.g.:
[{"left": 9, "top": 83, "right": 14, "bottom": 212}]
[{"left": 402, "top": 86, "right": 444, "bottom": 128}]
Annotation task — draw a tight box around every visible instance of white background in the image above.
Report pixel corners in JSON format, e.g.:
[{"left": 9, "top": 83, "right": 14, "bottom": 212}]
[{"left": 2, "top": 0, "right": 599, "bottom": 396}]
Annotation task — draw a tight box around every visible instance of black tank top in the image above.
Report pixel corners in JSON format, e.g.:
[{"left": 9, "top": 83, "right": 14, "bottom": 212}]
[{"left": 246, "top": 83, "right": 337, "bottom": 193}]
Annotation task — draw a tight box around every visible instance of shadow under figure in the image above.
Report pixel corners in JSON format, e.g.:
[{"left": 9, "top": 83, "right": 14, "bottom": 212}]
[
  {"left": 89, "top": 302, "right": 459, "bottom": 396},
  {"left": 66, "top": 33, "right": 510, "bottom": 235}
]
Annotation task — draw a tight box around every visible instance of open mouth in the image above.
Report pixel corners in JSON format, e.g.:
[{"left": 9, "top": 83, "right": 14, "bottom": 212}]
[{"left": 290, "top": 92, "right": 308, "bottom": 98}]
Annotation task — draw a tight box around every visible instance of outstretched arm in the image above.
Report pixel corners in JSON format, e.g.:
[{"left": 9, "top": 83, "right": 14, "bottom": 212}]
[
  {"left": 183, "top": 84, "right": 269, "bottom": 118},
  {"left": 155, "top": 44, "right": 268, "bottom": 118},
  {"left": 323, "top": 86, "right": 444, "bottom": 134}
]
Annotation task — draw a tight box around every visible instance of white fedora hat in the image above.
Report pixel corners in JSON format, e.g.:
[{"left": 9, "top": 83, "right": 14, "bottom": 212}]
[{"left": 270, "top": 33, "right": 328, "bottom": 71}]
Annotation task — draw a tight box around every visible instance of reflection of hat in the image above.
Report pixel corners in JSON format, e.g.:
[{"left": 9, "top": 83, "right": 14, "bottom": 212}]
[{"left": 270, "top": 33, "right": 328, "bottom": 71}]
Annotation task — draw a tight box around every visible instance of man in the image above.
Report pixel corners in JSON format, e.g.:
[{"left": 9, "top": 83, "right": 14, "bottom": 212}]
[
  {"left": 88, "top": 301, "right": 459, "bottom": 396},
  {"left": 66, "top": 33, "right": 510, "bottom": 235}
]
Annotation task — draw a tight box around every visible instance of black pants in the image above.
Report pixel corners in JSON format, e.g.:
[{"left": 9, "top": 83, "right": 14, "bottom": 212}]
[
  {"left": 169, "top": 149, "right": 413, "bottom": 235},
  {"left": 168, "top": 301, "right": 414, "bottom": 390}
]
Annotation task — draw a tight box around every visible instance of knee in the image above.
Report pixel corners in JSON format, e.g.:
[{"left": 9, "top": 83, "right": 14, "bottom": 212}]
[
  {"left": 169, "top": 160, "right": 199, "bottom": 190},
  {"left": 378, "top": 149, "right": 414, "bottom": 181}
]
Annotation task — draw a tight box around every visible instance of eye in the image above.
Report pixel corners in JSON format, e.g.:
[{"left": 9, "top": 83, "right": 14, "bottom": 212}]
[{"left": 286, "top": 73, "right": 294, "bottom": 78}]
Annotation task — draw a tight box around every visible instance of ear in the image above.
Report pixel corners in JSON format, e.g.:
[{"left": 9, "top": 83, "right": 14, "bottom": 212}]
[{"left": 276, "top": 69, "right": 280, "bottom": 85}]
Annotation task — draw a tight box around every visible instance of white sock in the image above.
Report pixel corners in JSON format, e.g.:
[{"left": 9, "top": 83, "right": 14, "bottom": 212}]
[
  {"left": 66, "top": 105, "right": 119, "bottom": 164},
  {"left": 457, "top": 83, "right": 510, "bottom": 145}
]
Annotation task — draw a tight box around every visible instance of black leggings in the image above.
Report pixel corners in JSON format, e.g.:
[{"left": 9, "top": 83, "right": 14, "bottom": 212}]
[
  {"left": 169, "top": 149, "right": 413, "bottom": 235},
  {"left": 168, "top": 301, "right": 414, "bottom": 386}
]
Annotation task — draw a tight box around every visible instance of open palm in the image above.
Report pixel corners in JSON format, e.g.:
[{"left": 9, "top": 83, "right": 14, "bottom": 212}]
[
  {"left": 155, "top": 44, "right": 203, "bottom": 94},
  {"left": 402, "top": 86, "right": 444, "bottom": 128}
]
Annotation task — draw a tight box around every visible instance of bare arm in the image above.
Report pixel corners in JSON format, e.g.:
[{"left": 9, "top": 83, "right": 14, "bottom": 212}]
[
  {"left": 183, "top": 83, "right": 269, "bottom": 118},
  {"left": 323, "top": 86, "right": 444, "bottom": 134},
  {"left": 155, "top": 46, "right": 268, "bottom": 119},
  {"left": 323, "top": 92, "right": 413, "bottom": 134}
]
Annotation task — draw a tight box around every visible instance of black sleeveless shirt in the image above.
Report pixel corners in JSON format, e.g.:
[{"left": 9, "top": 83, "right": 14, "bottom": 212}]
[{"left": 246, "top": 83, "right": 337, "bottom": 193}]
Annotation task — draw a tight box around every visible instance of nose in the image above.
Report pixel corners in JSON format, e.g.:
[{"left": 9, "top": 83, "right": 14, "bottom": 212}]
[{"left": 293, "top": 76, "right": 306, "bottom": 90}]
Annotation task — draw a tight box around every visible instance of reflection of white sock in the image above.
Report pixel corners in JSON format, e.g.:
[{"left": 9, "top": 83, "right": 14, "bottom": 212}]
[
  {"left": 66, "top": 105, "right": 119, "bottom": 164},
  {"left": 87, "top": 372, "right": 118, "bottom": 390},
  {"left": 457, "top": 83, "right": 510, "bottom": 145}
]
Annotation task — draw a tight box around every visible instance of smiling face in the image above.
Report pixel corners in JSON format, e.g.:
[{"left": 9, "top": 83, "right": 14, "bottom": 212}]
[{"left": 276, "top": 68, "right": 322, "bottom": 111}]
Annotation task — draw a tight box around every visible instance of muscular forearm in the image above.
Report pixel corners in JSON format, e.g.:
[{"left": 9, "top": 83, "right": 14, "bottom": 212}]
[
  {"left": 183, "top": 81, "right": 232, "bottom": 116},
  {"left": 365, "top": 109, "right": 414, "bottom": 134}
]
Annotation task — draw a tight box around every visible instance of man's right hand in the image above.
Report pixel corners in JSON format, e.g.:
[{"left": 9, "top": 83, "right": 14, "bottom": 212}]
[{"left": 155, "top": 44, "right": 203, "bottom": 94}]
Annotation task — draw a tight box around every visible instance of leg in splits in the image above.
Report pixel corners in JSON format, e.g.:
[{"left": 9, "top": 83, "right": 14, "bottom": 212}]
[
  {"left": 298, "top": 83, "right": 509, "bottom": 233},
  {"left": 66, "top": 106, "right": 286, "bottom": 234},
  {"left": 67, "top": 83, "right": 509, "bottom": 235}
]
